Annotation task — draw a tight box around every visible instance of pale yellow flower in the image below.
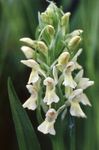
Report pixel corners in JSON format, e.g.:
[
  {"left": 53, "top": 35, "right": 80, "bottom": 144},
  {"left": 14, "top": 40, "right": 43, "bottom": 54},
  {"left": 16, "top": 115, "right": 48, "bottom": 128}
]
[
  {"left": 37, "top": 108, "right": 57, "bottom": 135},
  {"left": 21, "top": 59, "right": 46, "bottom": 84},
  {"left": 63, "top": 61, "right": 77, "bottom": 88},
  {"left": 21, "top": 46, "right": 35, "bottom": 59},
  {"left": 75, "top": 69, "right": 94, "bottom": 90},
  {"left": 68, "top": 89, "right": 87, "bottom": 118},
  {"left": 43, "top": 77, "right": 59, "bottom": 105},
  {"left": 23, "top": 84, "right": 38, "bottom": 110},
  {"left": 74, "top": 69, "right": 94, "bottom": 106}
]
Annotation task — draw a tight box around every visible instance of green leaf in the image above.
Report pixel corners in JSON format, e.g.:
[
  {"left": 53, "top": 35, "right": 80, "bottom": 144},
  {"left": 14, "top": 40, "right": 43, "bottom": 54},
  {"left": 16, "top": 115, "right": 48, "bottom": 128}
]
[{"left": 8, "top": 78, "right": 41, "bottom": 150}]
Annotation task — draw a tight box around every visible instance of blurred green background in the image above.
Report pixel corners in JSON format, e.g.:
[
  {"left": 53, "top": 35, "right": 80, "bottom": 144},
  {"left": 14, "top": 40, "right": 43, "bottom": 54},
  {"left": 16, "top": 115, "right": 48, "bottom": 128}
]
[{"left": 0, "top": 0, "right": 99, "bottom": 150}]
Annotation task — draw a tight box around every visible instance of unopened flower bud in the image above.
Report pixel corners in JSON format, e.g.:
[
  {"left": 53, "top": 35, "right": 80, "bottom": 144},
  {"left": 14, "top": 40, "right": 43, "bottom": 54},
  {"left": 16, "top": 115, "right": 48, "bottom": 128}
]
[
  {"left": 68, "top": 36, "right": 81, "bottom": 50},
  {"left": 56, "top": 52, "right": 70, "bottom": 71},
  {"left": 41, "top": 12, "right": 52, "bottom": 24},
  {"left": 37, "top": 41, "right": 48, "bottom": 54},
  {"left": 21, "top": 46, "right": 35, "bottom": 59},
  {"left": 20, "top": 38, "right": 35, "bottom": 47},
  {"left": 61, "top": 12, "right": 71, "bottom": 26},
  {"left": 40, "top": 2, "right": 59, "bottom": 26},
  {"left": 58, "top": 52, "right": 70, "bottom": 65},
  {"left": 61, "top": 12, "right": 71, "bottom": 34},
  {"left": 45, "top": 25, "right": 55, "bottom": 36},
  {"left": 70, "top": 29, "right": 83, "bottom": 36}
]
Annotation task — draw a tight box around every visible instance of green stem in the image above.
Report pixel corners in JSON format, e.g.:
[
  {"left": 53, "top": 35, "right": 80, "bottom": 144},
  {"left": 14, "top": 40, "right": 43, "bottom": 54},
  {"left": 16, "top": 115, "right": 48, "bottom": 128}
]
[
  {"left": 50, "top": 116, "right": 67, "bottom": 150},
  {"left": 51, "top": 135, "right": 65, "bottom": 150},
  {"left": 69, "top": 117, "right": 76, "bottom": 150}
]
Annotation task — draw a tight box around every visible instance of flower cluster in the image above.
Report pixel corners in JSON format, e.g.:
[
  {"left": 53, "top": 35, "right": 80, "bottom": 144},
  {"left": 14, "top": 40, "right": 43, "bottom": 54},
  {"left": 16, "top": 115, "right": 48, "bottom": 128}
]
[{"left": 20, "top": 2, "right": 94, "bottom": 135}]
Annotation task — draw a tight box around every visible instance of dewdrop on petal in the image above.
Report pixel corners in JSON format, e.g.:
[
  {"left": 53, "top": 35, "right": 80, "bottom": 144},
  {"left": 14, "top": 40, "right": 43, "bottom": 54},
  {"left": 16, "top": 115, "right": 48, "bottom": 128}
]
[
  {"left": 37, "top": 108, "right": 57, "bottom": 135},
  {"left": 21, "top": 46, "right": 35, "bottom": 59},
  {"left": 43, "top": 77, "right": 59, "bottom": 105}
]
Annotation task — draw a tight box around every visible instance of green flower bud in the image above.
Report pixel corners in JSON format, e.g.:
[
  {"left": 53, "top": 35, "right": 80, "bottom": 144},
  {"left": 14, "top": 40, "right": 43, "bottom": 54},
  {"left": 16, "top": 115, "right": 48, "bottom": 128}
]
[
  {"left": 45, "top": 25, "right": 55, "bottom": 36},
  {"left": 68, "top": 36, "right": 81, "bottom": 50},
  {"left": 70, "top": 30, "right": 83, "bottom": 37},
  {"left": 40, "top": 2, "right": 61, "bottom": 28},
  {"left": 56, "top": 52, "right": 70, "bottom": 71},
  {"left": 37, "top": 41, "right": 48, "bottom": 54},
  {"left": 41, "top": 12, "right": 53, "bottom": 25},
  {"left": 65, "top": 29, "right": 83, "bottom": 43},
  {"left": 20, "top": 38, "right": 48, "bottom": 55},
  {"left": 61, "top": 12, "right": 71, "bottom": 34},
  {"left": 40, "top": 25, "right": 55, "bottom": 45}
]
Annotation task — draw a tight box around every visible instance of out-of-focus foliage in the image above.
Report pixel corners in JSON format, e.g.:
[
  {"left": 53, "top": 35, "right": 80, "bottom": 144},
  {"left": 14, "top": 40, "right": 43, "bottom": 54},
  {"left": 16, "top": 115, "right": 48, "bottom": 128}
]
[
  {"left": 0, "top": 0, "right": 99, "bottom": 150},
  {"left": 8, "top": 78, "right": 41, "bottom": 150}
]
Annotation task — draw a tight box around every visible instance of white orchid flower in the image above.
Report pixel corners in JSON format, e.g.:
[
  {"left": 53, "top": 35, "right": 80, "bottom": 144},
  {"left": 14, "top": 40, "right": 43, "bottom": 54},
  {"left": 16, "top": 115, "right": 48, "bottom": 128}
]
[
  {"left": 75, "top": 69, "right": 94, "bottom": 90},
  {"left": 21, "top": 59, "right": 46, "bottom": 84},
  {"left": 68, "top": 89, "right": 87, "bottom": 118},
  {"left": 37, "top": 108, "right": 57, "bottom": 135},
  {"left": 74, "top": 69, "right": 94, "bottom": 106},
  {"left": 43, "top": 77, "right": 59, "bottom": 105},
  {"left": 63, "top": 61, "right": 77, "bottom": 88},
  {"left": 23, "top": 84, "right": 38, "bottom": 110}
]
